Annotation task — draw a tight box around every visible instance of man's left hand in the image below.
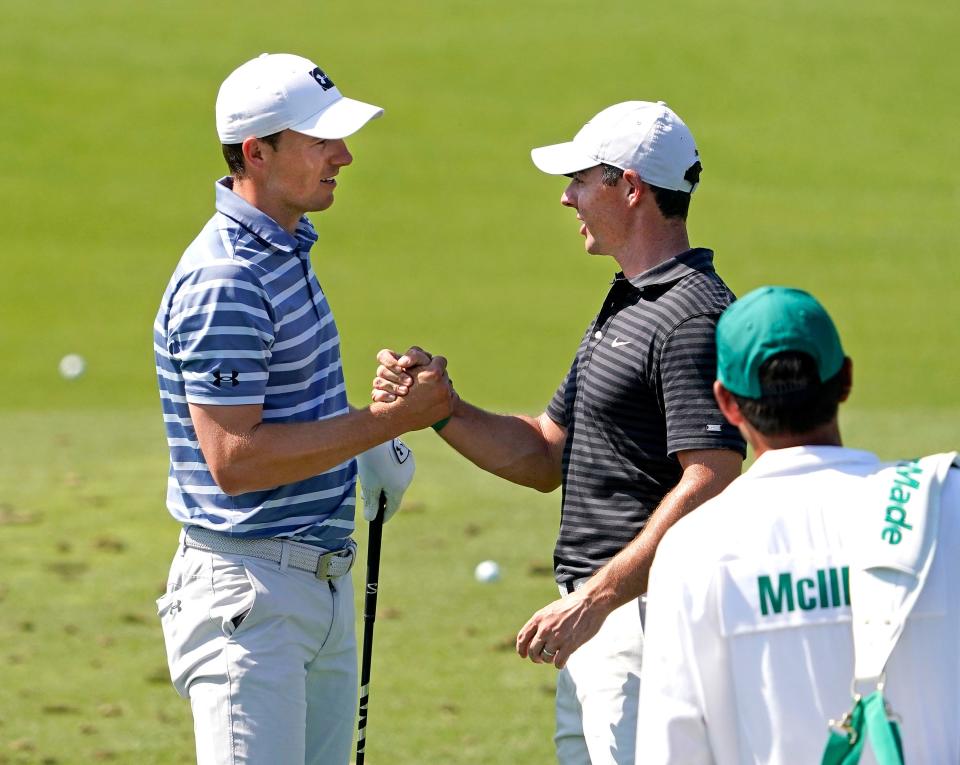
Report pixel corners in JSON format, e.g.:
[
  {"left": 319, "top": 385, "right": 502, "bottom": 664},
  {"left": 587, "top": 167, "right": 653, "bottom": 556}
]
[
  {"left": 356, "top": 438, "right": 415, "bottom": 523},
  {"left": 515, "top": 590, "right": 609, "bottom": 669}
]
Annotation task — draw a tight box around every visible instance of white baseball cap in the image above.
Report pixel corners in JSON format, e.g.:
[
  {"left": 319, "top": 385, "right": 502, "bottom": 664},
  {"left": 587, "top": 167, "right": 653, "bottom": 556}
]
[
  {"left": 530, "top": 101, "right": 700, "bottom": 193},
  {"left": 215, "top": 53, "right": 383, "bottom": 143}
]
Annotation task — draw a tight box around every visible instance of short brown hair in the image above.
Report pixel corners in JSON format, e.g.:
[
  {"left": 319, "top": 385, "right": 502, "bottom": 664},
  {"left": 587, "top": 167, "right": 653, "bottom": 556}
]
[
  {"left": 732, "top": 352, "right": 845, "bottom": 436},
  {"left": 221, "top": 132, "right": 283, "bottom": 178},
  {"left": 599, "top": 163, "right": 696, "bottom": 220}
]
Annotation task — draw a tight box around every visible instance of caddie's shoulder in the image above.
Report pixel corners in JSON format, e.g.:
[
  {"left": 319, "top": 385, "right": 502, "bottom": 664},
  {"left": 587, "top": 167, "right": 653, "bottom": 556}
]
[
  {"left": 659, "top": 488, "right": 742, "bottom": 561},
  {"left": 943, "top": 462, "right": 960, "bottom": 504},
  {"left": 933, "top": 467, "right": 960, "bottom": 561}
]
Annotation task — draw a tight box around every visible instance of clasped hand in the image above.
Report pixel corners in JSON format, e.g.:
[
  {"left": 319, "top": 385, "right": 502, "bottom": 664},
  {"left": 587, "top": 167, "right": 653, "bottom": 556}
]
[{"left": 370, "top": 346, "right": 455, "bottom": 431}]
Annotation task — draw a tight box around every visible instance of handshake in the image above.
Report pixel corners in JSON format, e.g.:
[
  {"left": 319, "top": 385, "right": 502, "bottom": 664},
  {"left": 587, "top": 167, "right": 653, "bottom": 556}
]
[
  {"left": 357, "top": 346, "right": 455, "bottom": 524},
  {"left": 369, "top": 345, "right": 456, "bottom": 432}
]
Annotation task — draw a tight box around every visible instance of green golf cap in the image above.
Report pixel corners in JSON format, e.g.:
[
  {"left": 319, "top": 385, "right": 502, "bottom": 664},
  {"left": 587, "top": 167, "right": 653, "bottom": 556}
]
[{"left": 716, "top": 286, "right": 845, "bottom": 399}]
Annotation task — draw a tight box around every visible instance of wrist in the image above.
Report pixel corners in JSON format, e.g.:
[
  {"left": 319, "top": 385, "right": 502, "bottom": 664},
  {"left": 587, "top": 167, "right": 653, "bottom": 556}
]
[
  {"left": 450, "top": 391, "right": 468, "bottom": 419},
  {"left": 365, "top": 402, "right": 408, "bottom": 441},
  {"left": 579, "top": 573, "right": 621, "bottom": 615},
  {"left": 432, "top": 392, "right": 464, "bottom": 433}
]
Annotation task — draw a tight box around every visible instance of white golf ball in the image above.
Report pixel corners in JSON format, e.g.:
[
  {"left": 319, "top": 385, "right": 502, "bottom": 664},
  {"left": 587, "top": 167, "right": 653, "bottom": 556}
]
[
  {"left": 474, "top": 560, "right": 501, "bottom": 583},
  {"left": 58, "top": 354, "right": 86, "bottom": 380}
]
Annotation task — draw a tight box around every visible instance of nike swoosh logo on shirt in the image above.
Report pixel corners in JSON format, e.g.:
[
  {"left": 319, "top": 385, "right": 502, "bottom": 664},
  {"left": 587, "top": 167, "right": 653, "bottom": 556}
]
[{"left": 611, "top": 338, "right": 631, "bottom": 348}]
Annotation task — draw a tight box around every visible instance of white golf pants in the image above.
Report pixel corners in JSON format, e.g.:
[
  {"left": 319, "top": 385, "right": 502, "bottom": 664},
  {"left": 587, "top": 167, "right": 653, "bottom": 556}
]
[
  {"left": 157, "top": 540, "right": 357, "bottom": 765},
  {"left": 555, "top": 593, "right": 644, "bottom": 765}
]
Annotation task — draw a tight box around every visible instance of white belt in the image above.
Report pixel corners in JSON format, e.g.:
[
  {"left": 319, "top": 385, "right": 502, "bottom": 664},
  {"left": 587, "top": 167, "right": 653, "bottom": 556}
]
[
  {"left": 182, "top": 526, "right": 355, "bottom": 580},
  {"left": 558, "top": 577, "right": 590, "bottom": 596},
  {"left": 558, "top": 578, "right": 648, "bottom": 630}
]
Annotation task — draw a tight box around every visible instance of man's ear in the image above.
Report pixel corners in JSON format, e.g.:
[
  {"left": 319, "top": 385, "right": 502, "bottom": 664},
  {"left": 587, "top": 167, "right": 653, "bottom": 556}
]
[
  {"left": 622, "top": 169, "right": 646, "bottom": 208},
  {"left": 713, "top": 380, "right": 743, "bottom": 427},
  {"left": 241, "top": 136, "right": 268, "bottom": 174},
  {"left": 838, "top": 357, "right": 853, "bottom": 403}
]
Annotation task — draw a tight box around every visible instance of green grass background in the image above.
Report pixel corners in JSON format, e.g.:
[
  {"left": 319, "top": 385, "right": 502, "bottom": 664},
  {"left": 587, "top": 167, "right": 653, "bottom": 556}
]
[{"left": 1, "top": 0, "right": 958, "bottom": 762}]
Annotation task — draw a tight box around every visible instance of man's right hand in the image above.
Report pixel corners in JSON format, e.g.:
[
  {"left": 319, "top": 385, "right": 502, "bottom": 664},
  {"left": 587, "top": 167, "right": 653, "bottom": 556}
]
[{"left": 369, "top": 349, "right": 454, "bottom": 431}]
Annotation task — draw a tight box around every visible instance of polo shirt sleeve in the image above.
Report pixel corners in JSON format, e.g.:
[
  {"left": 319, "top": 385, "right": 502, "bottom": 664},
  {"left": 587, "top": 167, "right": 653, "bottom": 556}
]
[
  {"left": 166, "top": 262, "right": 275, "bottom": 406},
  {"left": 546, "top": 358, "right": 576, "bottom": 428},
  {"left": 659, "top": 314, "right": 746, "bottom": 457}
]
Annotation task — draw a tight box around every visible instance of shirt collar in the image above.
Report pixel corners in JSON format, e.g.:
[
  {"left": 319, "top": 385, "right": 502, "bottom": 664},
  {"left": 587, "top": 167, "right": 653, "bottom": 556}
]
[
  {"left": 618, "top": 247, "right": 716, "bottom": 291},
  {"left": 746, "top": 445, "right": 880, "bottom": 479},
  {"left": 215, "top": 177, "right": 319, "bottom": 255}
]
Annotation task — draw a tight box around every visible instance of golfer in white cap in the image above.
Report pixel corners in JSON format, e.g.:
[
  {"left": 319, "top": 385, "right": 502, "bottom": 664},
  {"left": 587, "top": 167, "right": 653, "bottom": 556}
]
[
  {"left": 153, "top": 53, "right": 454, "bottom": 764},
  {"left": 373, "top": 101, "right": 744, "bottom": 764}
]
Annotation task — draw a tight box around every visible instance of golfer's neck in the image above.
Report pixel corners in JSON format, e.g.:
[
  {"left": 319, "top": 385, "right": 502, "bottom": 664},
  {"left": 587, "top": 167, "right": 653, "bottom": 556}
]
[
  {"left": 616, "top": 223, "right": 690, "bottom": 279},
  {"left": 232, "top": 178, "right": 302, "bottom": 235}
]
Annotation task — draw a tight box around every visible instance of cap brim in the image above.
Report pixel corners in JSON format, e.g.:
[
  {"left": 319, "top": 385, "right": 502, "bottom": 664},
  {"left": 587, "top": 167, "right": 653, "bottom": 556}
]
[
  {"left": 290, "top": 96, "right": 384, "bottom": 140},
  {"left": 530, "top": 141, "right": 599, "bottom": 175}
]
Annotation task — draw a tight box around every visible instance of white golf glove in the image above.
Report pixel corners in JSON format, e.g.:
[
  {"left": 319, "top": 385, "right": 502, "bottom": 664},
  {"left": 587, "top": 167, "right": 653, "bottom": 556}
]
[{"left": 356, "top": 438, "right": 415, "bottom": 524}]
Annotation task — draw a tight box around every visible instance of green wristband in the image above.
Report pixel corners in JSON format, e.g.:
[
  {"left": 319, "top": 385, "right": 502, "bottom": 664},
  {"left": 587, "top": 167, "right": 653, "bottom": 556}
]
[{"left": 431, "top": 417, "right": 451, "bottom": 433}]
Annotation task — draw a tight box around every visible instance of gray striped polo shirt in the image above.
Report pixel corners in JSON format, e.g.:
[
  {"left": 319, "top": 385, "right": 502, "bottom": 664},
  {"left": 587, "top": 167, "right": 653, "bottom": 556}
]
[{"left": 546, "top": 248, "right": 746, "bottom": 583}]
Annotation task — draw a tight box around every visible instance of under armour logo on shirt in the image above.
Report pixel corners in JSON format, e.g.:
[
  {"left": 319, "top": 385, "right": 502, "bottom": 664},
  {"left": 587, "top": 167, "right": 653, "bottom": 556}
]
[
  {"left": 706, "top": 424, "right": 722, "bottom": 432},
  {"left": 213, "top": 370, "right": 240, "bottom": 388},
  {"left": 309, "top": 67, "right": 335, "bottom": 91}
]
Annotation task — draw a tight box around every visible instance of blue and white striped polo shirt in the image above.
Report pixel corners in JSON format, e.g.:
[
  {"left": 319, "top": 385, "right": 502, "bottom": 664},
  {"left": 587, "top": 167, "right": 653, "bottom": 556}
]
[{"left": 154, "top": 177, "right": 356, "bottom": 549}]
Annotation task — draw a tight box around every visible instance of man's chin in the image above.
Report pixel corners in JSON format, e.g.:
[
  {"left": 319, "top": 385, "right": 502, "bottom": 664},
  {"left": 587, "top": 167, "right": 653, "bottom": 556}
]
[
  {"left": 584, "top": 240, "right": 606, "bottom": 257},
  {"left": 311, "top": 195, "right": 335, "bottom": 213}
]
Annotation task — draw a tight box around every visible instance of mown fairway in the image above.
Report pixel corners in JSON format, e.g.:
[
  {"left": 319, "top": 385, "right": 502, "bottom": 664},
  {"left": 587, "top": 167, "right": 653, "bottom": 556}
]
[{"left": 1, "top": 0, "right": 957, "bottom": 762}]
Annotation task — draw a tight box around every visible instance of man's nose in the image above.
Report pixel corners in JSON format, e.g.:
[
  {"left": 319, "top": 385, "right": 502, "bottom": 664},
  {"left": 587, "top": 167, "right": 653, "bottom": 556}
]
[{"left": 332, "top": 139, "right": 353, "bottom": 166}]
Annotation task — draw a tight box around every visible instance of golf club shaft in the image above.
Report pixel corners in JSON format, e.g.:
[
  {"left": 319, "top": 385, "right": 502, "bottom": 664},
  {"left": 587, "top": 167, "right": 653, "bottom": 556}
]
[{"left": 356, "top": 492, "right": 386, "bottom": 765}]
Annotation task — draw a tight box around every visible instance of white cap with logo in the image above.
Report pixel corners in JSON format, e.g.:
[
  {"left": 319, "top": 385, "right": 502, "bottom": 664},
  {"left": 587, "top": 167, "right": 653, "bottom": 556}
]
[
  {"left": 530, "top": 101, "right": 700, "bottom": 193},
  {"left": 216, "top": 53, "right": 383, "bottom": 144}
]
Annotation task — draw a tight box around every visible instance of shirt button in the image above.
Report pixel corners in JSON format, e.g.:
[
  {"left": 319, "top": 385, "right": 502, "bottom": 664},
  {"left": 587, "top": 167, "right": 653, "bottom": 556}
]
[{"left": 593, "top": 331, "right": 602, "bottom": 340}]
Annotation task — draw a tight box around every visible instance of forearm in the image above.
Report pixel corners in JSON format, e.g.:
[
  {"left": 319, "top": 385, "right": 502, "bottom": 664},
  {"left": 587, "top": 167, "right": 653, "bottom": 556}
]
[
  {"left": 512, "top": 474, "right": 711, "bottom": 669},
  {"left": 371, "top": 346, "right": 563, "bottom": 491},
  {"left": 197, "top": 405, "right": 403, "bottom": 495},
  {"left": 583, "top": 459, "right": 738, "bottom": 611},
  {"left": 438, "top": 399, "right": 562, "bottom": 492},
  {"left": 585, "top": 484, "right": 704, "bottom": 610}
]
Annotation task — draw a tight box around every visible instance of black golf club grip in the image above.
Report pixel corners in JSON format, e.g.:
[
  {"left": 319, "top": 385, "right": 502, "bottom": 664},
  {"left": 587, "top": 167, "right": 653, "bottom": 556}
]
[{"left": 356, "top": 492, "right": 386, "bottom": 765}]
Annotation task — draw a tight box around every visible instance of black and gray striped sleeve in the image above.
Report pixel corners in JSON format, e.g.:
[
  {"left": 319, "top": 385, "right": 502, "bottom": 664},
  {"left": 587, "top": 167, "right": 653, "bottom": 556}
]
[
  {"left": 546, "top": 358, "right": 575, "bottom": 428},
  {"left": 658, "top": 314, "right": 746, "bottom": 456}
]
